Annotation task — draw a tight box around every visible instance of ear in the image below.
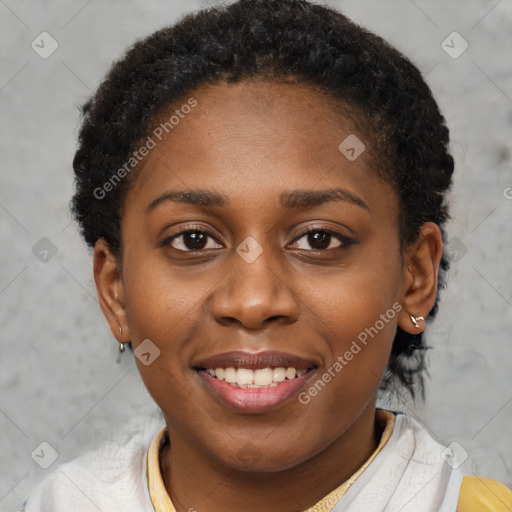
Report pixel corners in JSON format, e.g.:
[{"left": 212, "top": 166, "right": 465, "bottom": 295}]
[
  {"left": 93, "top": 238, "right": 130, "bottom": 343},
  {"left": 397, "top": 222, "right": 443, "bottom": 335}
]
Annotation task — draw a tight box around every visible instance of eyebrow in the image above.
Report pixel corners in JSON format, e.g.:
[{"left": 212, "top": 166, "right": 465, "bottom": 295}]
[{"left": 146, "top": 187, "right": 371, "bottom": 214}]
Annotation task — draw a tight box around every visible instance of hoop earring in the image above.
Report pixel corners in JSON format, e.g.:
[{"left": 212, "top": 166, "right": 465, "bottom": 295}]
[
  {"left": 119, "top": 326, "right": 126, "bottom": 353},
  {"left": 410, "top": 315, "right": 425, "bottom": 329}
]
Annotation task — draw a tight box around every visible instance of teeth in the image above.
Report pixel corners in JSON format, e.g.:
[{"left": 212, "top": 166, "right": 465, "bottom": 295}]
[
  {"left": 224, "top": 367, "right": 237, "bottom": 383},
  {"left": 285, "top": 367, "right": 296, "bottom": 380},
  {"left": 237, "top": 368, "right": 254, "bottom": 386},
  {"left": 206, "top": 366, "right": 309, "bottom": 387},
  {"left": 254, "top": 368, "right": 273, "bottom": 386},
  {"left": 273, "top": 367, "right": 286, "bottom": 382}
]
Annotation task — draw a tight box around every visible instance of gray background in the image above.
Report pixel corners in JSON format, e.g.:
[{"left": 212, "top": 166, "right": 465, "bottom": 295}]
[{"left": 1, "top": 0, "right": 511, "bottom": 509}]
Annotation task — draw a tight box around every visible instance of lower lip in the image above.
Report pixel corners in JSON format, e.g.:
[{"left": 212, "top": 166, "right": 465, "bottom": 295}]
[{"left": 197, "top": 370, "right": 315, "bottom": 413}]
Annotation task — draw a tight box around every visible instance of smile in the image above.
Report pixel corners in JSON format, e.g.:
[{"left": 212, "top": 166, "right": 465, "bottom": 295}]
[
  {"left": 204, "top": 366, "right": 307, "bottom": 388},
  {"left": 194, "top": 351, "right": 318, "bottom": 413}
]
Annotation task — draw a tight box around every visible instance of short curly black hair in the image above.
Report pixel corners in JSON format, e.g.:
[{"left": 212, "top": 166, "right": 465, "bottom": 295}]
[{"left": 71, "top": 0, "right": 454, "bottom": 399}]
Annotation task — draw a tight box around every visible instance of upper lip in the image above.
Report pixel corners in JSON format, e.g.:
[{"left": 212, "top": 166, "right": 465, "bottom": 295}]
[{"left": 193, "top": 350, "right": 318, "bottom": 371}]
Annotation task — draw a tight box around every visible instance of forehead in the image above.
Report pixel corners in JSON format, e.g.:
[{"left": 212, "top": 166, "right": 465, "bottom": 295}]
[
  {"left": 126, "top": 79, "right": 396, "bottom": 219},
  {"left": 168, "top": 79, "right": 364, "bottom": 165}
]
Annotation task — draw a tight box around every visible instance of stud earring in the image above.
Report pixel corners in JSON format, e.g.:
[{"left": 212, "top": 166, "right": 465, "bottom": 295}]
[
  {"left": 410, "top": 315, "right": 425, "bottom": 329},
  {"left": 119, "top": 326, "right": 125, "bottom": 353}
]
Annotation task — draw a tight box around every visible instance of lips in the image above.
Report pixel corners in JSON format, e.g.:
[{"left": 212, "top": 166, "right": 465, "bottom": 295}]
[
  {"left": 193, "top": 350, "right": 317, "bottom": 371},
  {"left": 193, "top": 351, "right": 318, "bottom": 413}
]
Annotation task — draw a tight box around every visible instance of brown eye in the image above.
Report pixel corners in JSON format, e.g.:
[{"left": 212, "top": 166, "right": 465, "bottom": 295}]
[
  {"left": 165, "top": 229, "right": 222, "bottom": 252},
  {"left": 290, "top": 228, "right": 353, "bottom": 251},
  {"left": 306, "top": 231, "right": 333, "bottom": 250}
]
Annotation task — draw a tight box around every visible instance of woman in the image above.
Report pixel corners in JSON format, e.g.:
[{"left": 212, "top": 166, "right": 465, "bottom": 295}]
[{"left": 23, "top": 0, "right": 512, "bottom": 510}]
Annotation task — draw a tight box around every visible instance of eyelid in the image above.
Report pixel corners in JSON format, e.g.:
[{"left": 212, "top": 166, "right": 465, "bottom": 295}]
[
  {"left": 290, "top": 225, "right": 355, "bottom": 245},
  {"left": 162, "top": 223, "right": 355, "bottom": 253},
  {"left": 161, "top": 224, "right": 222, "bottom": 248}
]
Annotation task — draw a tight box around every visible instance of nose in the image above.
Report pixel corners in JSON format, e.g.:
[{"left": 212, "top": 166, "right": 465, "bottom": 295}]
[{"left": 211, "top": 245, "right": 300, "bottom": 330}]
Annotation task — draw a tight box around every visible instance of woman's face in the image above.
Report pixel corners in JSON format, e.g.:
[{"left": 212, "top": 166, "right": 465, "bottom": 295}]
[{"left": 111, "top": 80, "right": 409, "bottom": 471}]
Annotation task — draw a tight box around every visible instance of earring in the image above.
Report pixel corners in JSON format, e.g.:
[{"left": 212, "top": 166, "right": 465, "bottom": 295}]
[
  {"left": 410, "top": 315, "right": 425, "bottom": 329},
  {"left": 119, "top": 326, "right": 125, "bottom": 353}
]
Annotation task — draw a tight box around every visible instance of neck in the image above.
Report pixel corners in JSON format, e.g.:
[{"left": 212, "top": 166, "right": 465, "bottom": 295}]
[{"left": 160, "top": 404, "right": 384, "bottom": 512}]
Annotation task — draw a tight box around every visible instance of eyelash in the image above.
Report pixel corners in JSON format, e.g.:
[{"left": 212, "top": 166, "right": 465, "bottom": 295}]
[
  {"left": 162, "top": 225, "right": 354, "bottom": 253},
  {"left": 291, "top": 227, "right": 354, "bottom": 251}
]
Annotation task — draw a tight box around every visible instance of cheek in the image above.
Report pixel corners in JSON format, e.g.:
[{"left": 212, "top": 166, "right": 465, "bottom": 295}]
[
  {"left": 121, "top": 257, "right": 207, "bottom": 413},
  {"left": 123, "top": 253, "right": 207, "bottom": 344},
  {"left": 121, "top": 252, "right": 229, "bottom": 399},
  {"left": 296, "top": 250, "right": 402, "bottom": 406},
  {"left": 302, "top": 242, "right": 402, "bottom": 345}
]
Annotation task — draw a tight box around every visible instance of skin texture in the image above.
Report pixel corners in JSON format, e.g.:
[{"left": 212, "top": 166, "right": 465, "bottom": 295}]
[{"left": 94, "top": 80, "right": 443, "bottom": 512}]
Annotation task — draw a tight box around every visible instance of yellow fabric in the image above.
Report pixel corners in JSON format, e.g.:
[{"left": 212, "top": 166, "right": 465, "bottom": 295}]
[
  {"left": 457, "top": 476, "right": 512, "bottom": 512},
  {"left": 147, "top": 428, "right": 176, "bottom": 512},
  {"left": 147, "top": 409, "right": 395, "bottom": 512}
]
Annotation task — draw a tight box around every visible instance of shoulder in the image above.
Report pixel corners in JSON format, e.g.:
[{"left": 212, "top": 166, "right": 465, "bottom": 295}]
[
  {"left": 394, "top": 413, "right": 512, "bottom": 511},
  {"left": 457, "top": 476, "right": 512, "bottom": 512},
  {"left": 392, "top": 411, "right": 452, "bottom": 463},
  {"left": 22, "top": 416, "right": 163, "bottom": 512}
]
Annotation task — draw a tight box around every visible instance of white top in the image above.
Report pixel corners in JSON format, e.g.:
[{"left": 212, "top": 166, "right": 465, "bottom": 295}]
[
  {"left": 23, "top": 420, "right": 158, "bottom": 511},
  {"left": 332, "top": 412, "right": 463, "bottom": 511},
  {"left": 22, "top": 410, "right": 465, "bottom": 512}
]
